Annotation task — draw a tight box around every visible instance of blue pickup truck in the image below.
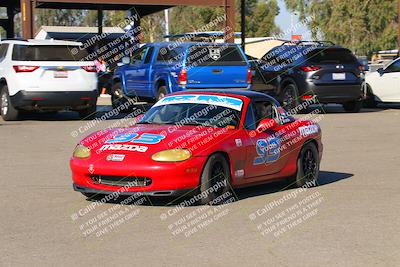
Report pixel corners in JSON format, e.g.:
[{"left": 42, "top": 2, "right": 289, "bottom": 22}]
[{"left": 111, "top": 42, "right": 251, "bottom": 107}]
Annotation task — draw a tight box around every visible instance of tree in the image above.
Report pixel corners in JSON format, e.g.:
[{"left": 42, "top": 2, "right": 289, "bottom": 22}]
[{"left": 284, "top": 0, "right": 398, "bottom": 55}]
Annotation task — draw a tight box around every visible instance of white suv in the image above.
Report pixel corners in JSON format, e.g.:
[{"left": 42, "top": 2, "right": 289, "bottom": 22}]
[{"left": 0, "top": 39, "right": 98, "bottom": 121}]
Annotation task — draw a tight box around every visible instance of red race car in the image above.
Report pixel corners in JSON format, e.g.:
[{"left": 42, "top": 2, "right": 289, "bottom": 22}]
[{"left": 70, "top": 90, "right": 323, "bottom": 204}]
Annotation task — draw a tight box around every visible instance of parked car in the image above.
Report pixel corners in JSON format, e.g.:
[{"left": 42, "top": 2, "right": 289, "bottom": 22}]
[
  {"left": 111, "top": 42, "right": 251, "bottom": 109},
  {"left": 0, "top": 39, "right": 98, "bottom": 121},
  {"left": 70, "top": 90, "right": 322, "bottom": 204},
  {"left": 251, "top": 41, "right": 364, "bottom": 113},
  {"left": 364, "top": 58, "right": 400, "bottom": 107}
]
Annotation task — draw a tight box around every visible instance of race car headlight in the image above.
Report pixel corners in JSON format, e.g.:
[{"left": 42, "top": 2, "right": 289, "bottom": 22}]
[
  {"left": 151, "top": 149, "right": 191, "bottom": 162},
  {"left": 73, "top": 145, "right": 91, "bottom": 159}
]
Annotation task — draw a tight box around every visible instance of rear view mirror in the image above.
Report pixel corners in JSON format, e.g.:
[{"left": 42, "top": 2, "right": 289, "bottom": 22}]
[
  {"left": 377, "top": 68, "right": 384, "bottom": 75},
  {"left": 256, "top": 119, "right": 277, "bottom": 132},
  {"left": 122, "top": 57, "right": 130, "bottom": 65}
]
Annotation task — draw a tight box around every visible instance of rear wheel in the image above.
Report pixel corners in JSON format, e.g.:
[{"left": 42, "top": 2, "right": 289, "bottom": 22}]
[
  {"left": 281, "top": 83, "right": 300, "bottom": 112},
  {"left": 343, "top": 100, "right": 362, "bottom": 113},
  {"left": 157, "top": 86, "right": 168, "bottom": 101},
  {"left": 1, "top": 86, "right": 20, "bottom": 121},
  {"left": 198, "top": 154, "right": 230, "bottom": 205},
  {"left": 295, "top": 142, "right": 320, "bottom": 187}
]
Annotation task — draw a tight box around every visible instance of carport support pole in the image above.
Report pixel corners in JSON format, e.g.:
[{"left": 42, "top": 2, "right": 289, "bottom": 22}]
[
  {"left": 97, "top": 7, "right": 103, "bottom": 35},
  {"left": 241, "top": 0, "right": 245, "bottom": 50},
  {"left": 6, "top": 6, "right": 15, "bottom": 38},
  {"left": 21, "top": 0, "right": 35, "bottom": 39},
  {"left": 224, "top": 0, "right": 236, "bottom": 43}
]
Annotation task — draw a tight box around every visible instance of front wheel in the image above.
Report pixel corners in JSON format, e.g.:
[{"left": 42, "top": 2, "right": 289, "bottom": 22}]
[
  {"left": 111, "top": 82, "right": 130, "bottom": 111},
  {"left": 343, "top": 100, "right": 362, "bottom": 113},
  {"left": 294, "top": 142, "right": 320, "bottom": 188},
  {"left": 1, "top": 86, "right": 20, "bottom": 121},
  {"left": 198, "top": 154, "right": 231, "bottom": 205}
]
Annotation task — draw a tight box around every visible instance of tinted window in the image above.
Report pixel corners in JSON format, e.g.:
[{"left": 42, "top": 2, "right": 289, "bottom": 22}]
[
  {"left": 261, "top": 46, "right": 305, "bottom": 69},
  {"left": 0, "top": 44, "right": 9, "bottom": 62},
  {"left": 131, "top": 47, "right": 146, "bottom": 64},
  {"left": 187, "top": 45, "right": 246, "bottom": 66},
  {"left": 144, "top": 47, "right": 154, "bottom": 64},
  {"left": 385, "top": 60, "right": 400, "bottom": 73},
  {"left": 306, "top": 48, "right": 358, "bottom": 64},
  {"left": 156, "top": 46, "right": 183, "bottom": 63},
  {"left": 12, "top": 45, "right": 89, "bottom": 61}
]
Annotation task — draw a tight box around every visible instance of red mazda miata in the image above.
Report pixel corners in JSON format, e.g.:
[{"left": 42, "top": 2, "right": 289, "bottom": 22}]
[{"left": 70, "top": 90, "right": 323, "bottom": 204}]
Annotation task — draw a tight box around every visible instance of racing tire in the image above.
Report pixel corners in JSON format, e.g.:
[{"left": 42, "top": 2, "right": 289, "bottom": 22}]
[
  {"left": 1, "top": 85, "right": 20, "bottom": 121},
  {"left": 198, "top": 153, "right": 231, "bottom": 205},
  {"left": 295, "top": 142, "right": 320, "bottom": 188},
  {"left": 78, "top": 105, "right": 97, "bottom": 120},
  {"left": 111, "top": 82, "right": 131, "bottom": 111},
  {"left": 363, "top": 84, "right": 377, "bottom": 108},
  {"left": 156, "top": 86, "right": 168, "bottom": 102},
  {"left": 343, "top": 100, "right": 362, "bottom": 113},
  {"left": 281, "top": 83, "right": 300, "bottom": 113}
]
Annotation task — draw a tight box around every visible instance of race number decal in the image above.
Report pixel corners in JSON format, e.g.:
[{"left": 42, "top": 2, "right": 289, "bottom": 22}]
[
  {"left": 253, "top": 137, "right": 281, "bottom": 165},
  {"left": 106, "top": 133, "right": 165, "bottom": 145}
]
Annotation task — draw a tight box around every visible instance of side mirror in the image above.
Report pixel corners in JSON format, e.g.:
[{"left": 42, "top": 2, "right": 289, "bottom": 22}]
[
  {"left": 122, "top": 56, "right": 131, "bottom": 65},
  {"left": 377, "top": 68, "right": 384, "bottom": 75},
  {"left": 256, "top": 118, "right": 278, "bottom": 132}
]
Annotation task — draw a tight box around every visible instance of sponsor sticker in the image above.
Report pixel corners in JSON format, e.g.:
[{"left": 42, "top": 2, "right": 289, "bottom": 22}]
[
  {"left": 106, "top": 154, "right": 126, "bottom": 162},
  {"left": 235, "top": 139, "right": 242, "bottom": 147},
  {"left": 298, "top": 125, "right": 319, "bottom": 137},
  {"left": 100, "top": 144, "right": 148, "bottom": 153},
  {"left": 234, "top": 169, "right": 245, "bottom": 178}
]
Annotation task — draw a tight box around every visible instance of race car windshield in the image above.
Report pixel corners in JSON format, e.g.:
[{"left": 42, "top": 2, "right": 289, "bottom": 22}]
[{"left": 138, "top": 103, "right": 241, "bottom": 128}]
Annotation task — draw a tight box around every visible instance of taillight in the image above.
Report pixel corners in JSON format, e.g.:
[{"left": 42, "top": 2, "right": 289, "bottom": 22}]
[
  {"left": 81, "top": 66, "right": 97, "bottom": 72},
  {"left": 300, "top": 66, "right": 321, "bottom": 72},
  {"left": 247, "top": 69, "right": 252, "bottom": 84},
  {"left": 13, "top": 65, "right": 39, "bottom": 73},
  {"left": 178, "top": 69, "right": 187, "bottom": 86}
]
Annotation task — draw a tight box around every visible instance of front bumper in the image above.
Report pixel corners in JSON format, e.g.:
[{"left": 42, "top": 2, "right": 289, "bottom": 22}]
[
  {"left": 73, "top": 184, "right": 192, "bottom": 197},
  {"left": 70, "top": 155, "right": 208, "bottom": 195},
  {"left": 10, "top": 90, "right": 98, "bottom": 110}
]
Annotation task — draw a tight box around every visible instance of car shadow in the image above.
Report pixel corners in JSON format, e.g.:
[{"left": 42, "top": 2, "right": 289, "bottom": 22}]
[
  {"left": 85, "top": 171, "right": 353, "bottom": 206},
  {"left": 1, "top": 105, "right": 147, "bottom": 122},
  {"left": 307, "top": 105, "right": 386, "bottom": 114}
]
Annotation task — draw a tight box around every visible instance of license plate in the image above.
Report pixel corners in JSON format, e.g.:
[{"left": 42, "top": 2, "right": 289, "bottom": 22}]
[
  {"left": 332, "top": 73, "right": 346, "bottom": 80},
  {"left": 54, "top": 71, "right": 68, "bottom": 78}
]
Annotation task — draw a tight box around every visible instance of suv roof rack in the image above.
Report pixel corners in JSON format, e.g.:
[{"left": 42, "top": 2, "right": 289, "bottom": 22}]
[{"left": 281, "top": 40, "right": 336, "bottom": 47}]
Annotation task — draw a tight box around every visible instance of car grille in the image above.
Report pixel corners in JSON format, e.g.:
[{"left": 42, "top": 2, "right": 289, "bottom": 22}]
[{"left": 90, "top": 175, "right": 152, "bottom": 187}]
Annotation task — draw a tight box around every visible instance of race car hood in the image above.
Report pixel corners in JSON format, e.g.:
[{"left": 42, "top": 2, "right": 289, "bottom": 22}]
[{"left": 80, "top": 124, "right": 233, "bottom": 158}]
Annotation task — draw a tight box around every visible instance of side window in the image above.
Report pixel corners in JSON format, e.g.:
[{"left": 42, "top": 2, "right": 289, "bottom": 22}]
[
  {"left": 156, "top": 46, "right": 183, "bottom": 63},
  {"left": 385, "top": 60, "right": 400, "bottom": 73},
  {"left": 253, "top": 101, "right": 276, "bottom": 124},
  {"left": 244, "top": 104, "right": 256, "bottom": 130},
  {"left": 0, "top": 44, "right": 9, "bottom": 62},
  {"left": 131, "top": 47, "right": 147, "bottom": 64},
  {"left": 144, "top": 47, "right": 154, "bottom": 64}
]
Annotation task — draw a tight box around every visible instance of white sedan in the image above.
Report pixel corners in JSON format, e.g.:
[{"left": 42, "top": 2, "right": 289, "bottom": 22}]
[{"left": 364, "top": 58, "right": 400, "bottom": 107}]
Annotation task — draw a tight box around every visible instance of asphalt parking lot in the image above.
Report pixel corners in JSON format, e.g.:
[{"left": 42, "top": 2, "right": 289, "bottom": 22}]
[{"left": 1, "top": 100, "right": 399, "bottom": 266}]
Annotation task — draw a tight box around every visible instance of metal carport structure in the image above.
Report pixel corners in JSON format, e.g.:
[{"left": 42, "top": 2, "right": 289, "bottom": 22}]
[{"left": 1, "top": 0, "right": 236, "bottom": 43}]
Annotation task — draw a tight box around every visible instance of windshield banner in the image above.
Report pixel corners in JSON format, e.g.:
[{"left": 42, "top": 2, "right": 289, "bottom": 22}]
[{"left": 153, "top": 94, "right": 243, "bottom": 111}]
